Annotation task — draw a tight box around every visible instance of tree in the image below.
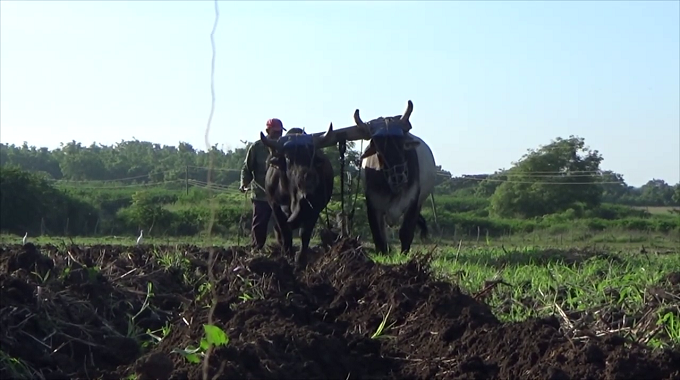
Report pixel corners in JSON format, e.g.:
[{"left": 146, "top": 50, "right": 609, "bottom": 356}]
[
  {"left": 0, "top": 166, "right": 97, "bottom": 235},
  {"left": 490, "top": 136, "right": 603, "bottom": 218},
  {"left": 638, "top": 179, "right": 676, "bottom": 206},
  {"left": 599, "top": 170, "right": 628, "bottom": 202}
]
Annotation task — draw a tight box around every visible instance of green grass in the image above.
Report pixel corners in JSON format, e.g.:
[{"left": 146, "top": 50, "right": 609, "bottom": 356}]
[
  {"left": 429, "top": 229, "right": 678, "bottom": 248},
  {"left": 374, "top": 244, "right": 680, "bottom": 348}
]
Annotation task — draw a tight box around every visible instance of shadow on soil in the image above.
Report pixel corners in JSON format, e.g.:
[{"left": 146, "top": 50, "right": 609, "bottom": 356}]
[{"left": 0, "top": 240, "right": 678, "bottom": 380}]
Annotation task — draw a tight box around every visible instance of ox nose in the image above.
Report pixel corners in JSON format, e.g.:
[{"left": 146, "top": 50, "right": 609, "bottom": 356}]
[{"left": 386, "top": 163, "right": 408, "bottom": 191}]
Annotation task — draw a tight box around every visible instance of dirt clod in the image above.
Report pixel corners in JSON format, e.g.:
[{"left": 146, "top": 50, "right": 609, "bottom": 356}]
[
  {"left": 665, "top": 271, "right": 680, "bottom": 286},
  {"left": 135, "top": 352, "right": 174, "bottom": 380}
]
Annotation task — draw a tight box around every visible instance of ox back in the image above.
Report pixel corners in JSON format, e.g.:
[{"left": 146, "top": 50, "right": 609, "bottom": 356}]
[{"left": 361, "top": 133, "right": 436, "bottom": 254}]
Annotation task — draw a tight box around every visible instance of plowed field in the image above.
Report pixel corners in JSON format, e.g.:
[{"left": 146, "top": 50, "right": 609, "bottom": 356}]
[{"left": 1, "top": 239, "right": 678, "bottom": 379}]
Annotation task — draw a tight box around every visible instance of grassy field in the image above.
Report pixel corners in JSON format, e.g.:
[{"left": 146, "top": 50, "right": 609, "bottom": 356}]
[
  {"left": 4, "top": 226, "right": 678, "bottom": 251},
  {"left": 633, "top": 206, "right": 680, "bottom": 215},
  {"left": 380, "top": 245, "right": 680, "bottom": 348}
]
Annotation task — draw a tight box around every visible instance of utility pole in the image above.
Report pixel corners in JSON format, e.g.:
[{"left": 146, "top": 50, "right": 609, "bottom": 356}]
[{"left": 185, "top": 165, "right": 189, "bottom": 195}]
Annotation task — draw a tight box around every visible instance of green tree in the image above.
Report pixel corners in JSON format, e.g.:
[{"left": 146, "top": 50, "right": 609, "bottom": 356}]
[
  {"left": 490, "top": 136, "right": 603, "bottom": 218},
  {"left": 125, "top": 191, "right": 171, "bottom": 233},
  {"left": 598, "top": 170, "right": 628, "bottom": 202},
  {"left": 0, "top": 166, "right": 97, "bottom": 235},
  {"left": 638, "top": 179, "right": 676, "bottom": 206},
  {"left": 0, "top": 165, "right": 53, "bottom": 234},
  {"left": 672, "top": 183, "right": 680, "bottom": 205}
]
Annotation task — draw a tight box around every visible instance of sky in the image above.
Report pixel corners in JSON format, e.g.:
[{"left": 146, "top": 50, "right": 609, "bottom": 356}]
[{"left": 1, "top": 0, "right": 678, "bottom": 187}]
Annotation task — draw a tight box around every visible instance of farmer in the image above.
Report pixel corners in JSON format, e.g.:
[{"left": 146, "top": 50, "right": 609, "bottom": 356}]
[{"left": 239, "top": 118, "right": 285, "bottom": 250}]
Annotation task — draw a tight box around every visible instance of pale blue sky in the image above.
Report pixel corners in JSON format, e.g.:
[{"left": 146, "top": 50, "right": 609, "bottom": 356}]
[{"left": 1, "top": 0, "right": 678, "bottom": 186}]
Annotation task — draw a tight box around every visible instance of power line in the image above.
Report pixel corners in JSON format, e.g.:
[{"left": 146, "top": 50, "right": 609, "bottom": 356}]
[
  {"left": 456, "top": 176, "right": 624, "bottom": 185},
  {"left": 45, "top": 169, "right": 619, "bottom": 188},
  {"left": 54, "top": 180, "right": 183, "bottom": 190},
  {"left": 52, "top": 175, "right": 623, "bottom": 189},
  {"left": 492, "top": 173, "right": 606, "bottom": 178},
  {"left": 438, "top": 172, "right": 606, "bottom": 179},
  {"left": 188, "top": 179, "right": 239, "bottom": 193},
  {"left": 49, "top": 170, "right": 177, "bottom": 183},
  {"left": 188, "top": 165, "right": 240, "bottom": 173},
  {"left": 189, "top": 165, "right": 610, "bottom": 179},
  {"left": 494, "top": 170, "right": 603, "bottom": 174}
]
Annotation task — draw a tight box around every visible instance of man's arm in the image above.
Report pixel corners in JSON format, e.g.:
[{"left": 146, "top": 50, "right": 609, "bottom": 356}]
[{"left": 240, "top": 144, "right": 255, "bottom": 189}]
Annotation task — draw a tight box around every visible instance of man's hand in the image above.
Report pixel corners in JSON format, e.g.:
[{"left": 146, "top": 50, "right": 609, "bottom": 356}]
[{"left": 239, "top": 184, "right": 249, "bottom": 193}]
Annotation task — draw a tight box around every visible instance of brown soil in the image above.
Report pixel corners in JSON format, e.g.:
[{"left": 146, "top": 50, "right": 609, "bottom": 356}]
[{"left": 0, "top": 240, "right": 678, "bottom": 380}]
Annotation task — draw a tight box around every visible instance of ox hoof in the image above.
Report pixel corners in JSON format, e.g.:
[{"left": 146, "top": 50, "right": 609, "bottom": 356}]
[{"left": 294, "top": 250, "right": 310, "bottom": 271}]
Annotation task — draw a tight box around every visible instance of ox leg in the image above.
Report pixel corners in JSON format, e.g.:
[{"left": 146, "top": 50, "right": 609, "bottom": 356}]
[
  {"left": 271, "top": 206, "right": 294, "bottom": 257},
  {"left": 295, "top": 218, "right": 317, "bottom": 268},
  {"left": 365, "top": 197, "right": 389, "bottom": 255},
  {"left": 399, "top": 203, "right": 420, "bottom": 254},
  {"left": 417, "top": 213, "right": 429, "bottom": 241}
]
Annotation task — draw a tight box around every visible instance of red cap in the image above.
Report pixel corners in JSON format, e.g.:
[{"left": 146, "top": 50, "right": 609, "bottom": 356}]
[{"left": 266, "top": 118, "right": 285, "bottom": 131}]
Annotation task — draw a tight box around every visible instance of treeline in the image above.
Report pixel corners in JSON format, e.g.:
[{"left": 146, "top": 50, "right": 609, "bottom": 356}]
[
  {"left": 2, "top": 138, "right": 678, "bottom": 207},
  {"left": 1, "top": 136, "right": 679, "bottom": 239},
  {"left": 0, "top": 139, "right": 366, "bottom": 187}
]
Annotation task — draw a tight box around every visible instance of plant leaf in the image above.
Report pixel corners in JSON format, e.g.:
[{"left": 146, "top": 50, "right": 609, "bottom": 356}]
[{"left": 203, "top": 324, "right": 229, "bottom": 347}]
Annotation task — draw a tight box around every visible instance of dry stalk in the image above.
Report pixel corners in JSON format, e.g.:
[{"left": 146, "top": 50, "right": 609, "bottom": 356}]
[
  {"left": 553, "top": 302, "right": 578, "bottom": 350},
  {"left": 473, "top": 279, "right": 512, "bottom": 301},
  {"left": 454, "top": 240, "right": 463, "bottom": 262}
]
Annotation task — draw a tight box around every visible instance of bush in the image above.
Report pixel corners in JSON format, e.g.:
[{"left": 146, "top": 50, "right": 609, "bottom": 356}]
[{"left": 586, "top": 203, "right": 650, "bottom": 220}]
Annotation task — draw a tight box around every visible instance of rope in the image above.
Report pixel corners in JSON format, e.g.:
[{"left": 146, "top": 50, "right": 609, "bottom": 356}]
[
  {"left": 348, "top": 139, "right": 364, "bottom": 235},
  {"left": 325, "top": 206, "right": 332, "bottom": 229},
  {"left": 237, "top": 190, "right": 250, "bottom": 247},
  {"left": 338, "top": 139, "right": 347, "bottom": 237}
]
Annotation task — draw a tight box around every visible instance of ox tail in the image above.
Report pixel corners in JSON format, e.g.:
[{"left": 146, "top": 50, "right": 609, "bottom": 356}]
[{"left": 417, "top": 213, "right": 428, "bottom": 240}]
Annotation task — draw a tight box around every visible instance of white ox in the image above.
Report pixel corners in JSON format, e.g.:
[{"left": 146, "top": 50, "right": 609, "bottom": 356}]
[{"left": 353, "top": 101, "right": 437, "bottom": 254}]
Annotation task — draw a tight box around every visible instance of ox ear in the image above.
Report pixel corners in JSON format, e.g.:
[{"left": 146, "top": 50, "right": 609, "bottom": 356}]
[
  {"left": 403, "top": 139, "right": 420, "bottom": 150},
  {"left": 360, "top": 141, "right": 377, "bottom": 160}
]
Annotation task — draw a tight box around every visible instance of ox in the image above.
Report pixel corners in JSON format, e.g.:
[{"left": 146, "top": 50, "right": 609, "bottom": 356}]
[
  {"left": 349, "top": 101, "right": 437, "bottom": 254},
  {"left": 259, "top": 125, "right": 335, "bottom": 267}
]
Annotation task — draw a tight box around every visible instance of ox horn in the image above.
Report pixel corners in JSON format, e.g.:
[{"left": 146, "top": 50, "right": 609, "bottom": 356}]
[
  {"left": 400, "top": 100, "right": 413, "bottom": 131},
  {"left": 259, "top": 132, "right": 282, "bottom": 151},
  {"left": 313, "top": 122, "right": 335, "bottom": 147},
  {"left": 353, "top": 109, "right": 371, "bottom": 135}
]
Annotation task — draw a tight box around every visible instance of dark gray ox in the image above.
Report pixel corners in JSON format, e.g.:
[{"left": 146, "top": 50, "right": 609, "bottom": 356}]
[
  {"left": 259, "top": 125, "right": 335, "bottom": 266},
  {"left": 345, "top": 100, "right": 437, "bottom": 254}
]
